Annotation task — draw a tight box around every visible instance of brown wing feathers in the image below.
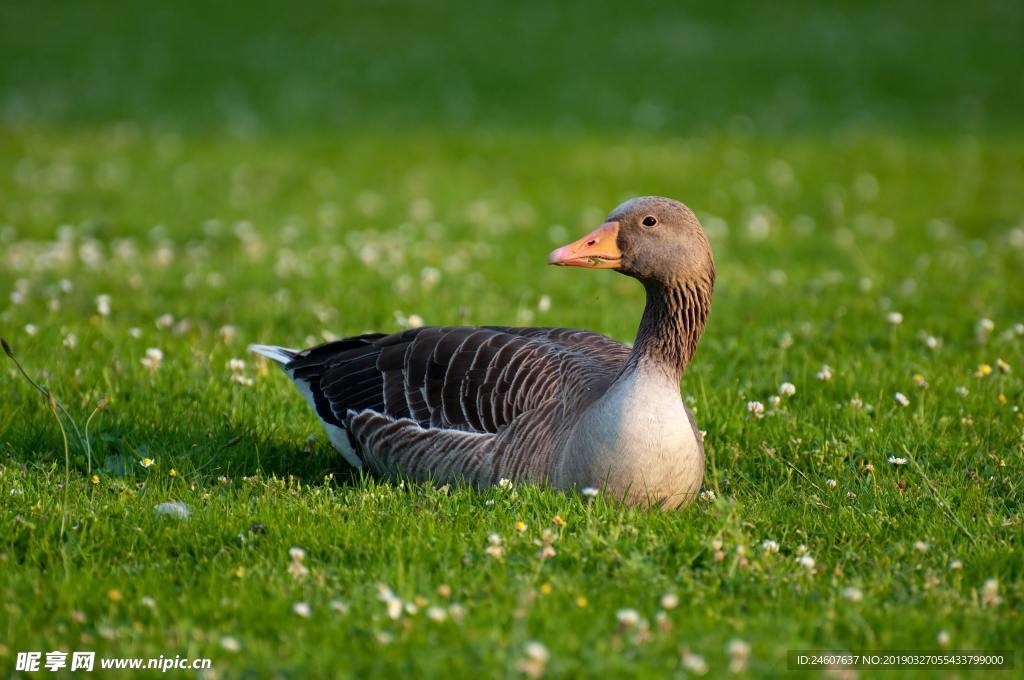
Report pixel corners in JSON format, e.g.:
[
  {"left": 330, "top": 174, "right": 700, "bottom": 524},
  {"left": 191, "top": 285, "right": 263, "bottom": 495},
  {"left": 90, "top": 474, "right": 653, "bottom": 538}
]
[{"left": 285, "top": 326, "right": 629, "bottom": 475}]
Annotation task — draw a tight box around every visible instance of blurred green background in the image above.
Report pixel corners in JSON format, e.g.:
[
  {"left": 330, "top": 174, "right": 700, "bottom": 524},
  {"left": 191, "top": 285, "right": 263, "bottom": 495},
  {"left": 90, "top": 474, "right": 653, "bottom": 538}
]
[{"left": 3, "top": 0, "right": 1022, "bottom": 134}]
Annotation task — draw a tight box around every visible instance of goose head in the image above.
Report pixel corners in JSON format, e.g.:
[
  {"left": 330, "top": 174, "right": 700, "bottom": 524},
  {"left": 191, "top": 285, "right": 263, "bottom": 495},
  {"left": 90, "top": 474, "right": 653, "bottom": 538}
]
[{"left": 547, "top": 196, "right": 713, "bottom": 287}]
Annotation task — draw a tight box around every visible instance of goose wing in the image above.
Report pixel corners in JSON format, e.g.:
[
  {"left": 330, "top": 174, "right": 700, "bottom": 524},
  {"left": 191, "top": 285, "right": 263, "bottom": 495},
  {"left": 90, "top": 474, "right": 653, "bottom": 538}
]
[{"left": 285, "top": 326, "right": 629, "bottom": 436}]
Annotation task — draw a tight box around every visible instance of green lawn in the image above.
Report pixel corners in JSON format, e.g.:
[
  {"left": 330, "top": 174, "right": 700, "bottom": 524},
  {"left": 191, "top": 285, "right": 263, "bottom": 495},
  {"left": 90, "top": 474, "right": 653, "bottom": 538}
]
[{"left": 1, "top": 1, "right": 1022, "bottom": 677}]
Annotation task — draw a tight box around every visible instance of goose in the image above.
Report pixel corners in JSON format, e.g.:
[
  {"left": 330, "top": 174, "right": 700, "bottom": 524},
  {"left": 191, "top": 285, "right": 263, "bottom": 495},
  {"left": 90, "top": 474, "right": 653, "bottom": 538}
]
[{"left": 250, "top": 196, "right": 714, "bottom": 508}]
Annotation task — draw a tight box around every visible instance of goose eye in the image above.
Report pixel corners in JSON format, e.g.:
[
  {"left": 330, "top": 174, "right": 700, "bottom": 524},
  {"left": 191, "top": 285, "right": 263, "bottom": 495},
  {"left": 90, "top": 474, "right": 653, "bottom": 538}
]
[{"left": 641, "top": 215, "right": 658, "bottom": 228}]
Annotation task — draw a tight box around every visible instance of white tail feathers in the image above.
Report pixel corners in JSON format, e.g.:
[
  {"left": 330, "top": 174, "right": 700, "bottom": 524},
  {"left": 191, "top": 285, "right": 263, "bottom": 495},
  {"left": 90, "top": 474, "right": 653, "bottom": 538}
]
[{"left": 248, "top": 344, "right": 298, "bottom": 365}]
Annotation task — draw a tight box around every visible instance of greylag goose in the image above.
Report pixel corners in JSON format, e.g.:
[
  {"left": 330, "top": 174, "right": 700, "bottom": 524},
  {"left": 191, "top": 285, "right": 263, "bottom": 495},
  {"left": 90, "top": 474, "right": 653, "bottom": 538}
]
[{"left": 250, "top": 196, "right": 714, "bottom": 508}]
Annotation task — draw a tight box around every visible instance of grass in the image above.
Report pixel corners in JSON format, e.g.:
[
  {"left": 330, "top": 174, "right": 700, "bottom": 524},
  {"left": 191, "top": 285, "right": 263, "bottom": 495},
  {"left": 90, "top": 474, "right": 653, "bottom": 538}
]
[{"left": 1, "top": 1, "right": 1023, "bottom": 677}]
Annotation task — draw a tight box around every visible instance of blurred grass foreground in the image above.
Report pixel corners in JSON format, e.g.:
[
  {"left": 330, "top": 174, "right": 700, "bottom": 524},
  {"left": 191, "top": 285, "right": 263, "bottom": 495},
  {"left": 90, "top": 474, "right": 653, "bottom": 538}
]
[{"left": 1, "top": 1, "right": 1022, "bottom": 677}]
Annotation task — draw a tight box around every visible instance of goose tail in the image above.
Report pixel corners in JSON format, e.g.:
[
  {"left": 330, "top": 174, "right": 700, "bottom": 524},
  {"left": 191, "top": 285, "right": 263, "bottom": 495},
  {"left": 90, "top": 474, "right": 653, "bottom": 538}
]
[{"left": 248, "top": 344, "right": 298, "bottom": 366}]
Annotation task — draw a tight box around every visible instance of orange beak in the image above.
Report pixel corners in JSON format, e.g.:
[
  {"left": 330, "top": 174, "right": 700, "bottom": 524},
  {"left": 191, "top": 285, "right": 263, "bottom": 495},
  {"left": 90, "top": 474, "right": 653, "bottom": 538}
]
[{"left": 547, "top": 221, "right": 621, "bottom": 268}]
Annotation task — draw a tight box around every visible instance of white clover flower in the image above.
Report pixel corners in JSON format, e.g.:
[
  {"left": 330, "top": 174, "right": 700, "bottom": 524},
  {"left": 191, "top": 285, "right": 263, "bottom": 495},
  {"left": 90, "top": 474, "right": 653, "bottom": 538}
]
[
  {"left": 292, "top": 602, "right": 312, "bottom": 618},
  {"left": 24, "top": 324, "right": 37, "bottom": 336},
  {"left": 96, "top": 294, "right": 111, "bottom": 316},
  {"left": 937, "top": 630, "right": 951, "bottom": 646},
  {"left": 996, "top": 358, "right": 1011, "bottom": 374},
  {"left": 330, "top": 599, "right": 350, "bottom": 615},
  {"left": 155, "top": 313, "right": 175, "bottom": 330},
  {"left": 949, "top": 560, "right": 963, "bottom": 570},
  {"left": 141, "top": 347, "right": 164, "bottom": 371},
  {"left": 660, "top": 593, "right": 679, "bottom": 610},
  {"left": 581, "top": 486, "right": 600, "bottom": 498},
  {"left": 497, "top": 478, "right": 513, "bottom": 490},
  {"left": 726, "top": 639, "right": 751, "bottom": 673},
  {"left": 826, "top": 479, "right": 837, "bottom": 489},
  {"left": 407, "top": 314, "right": 424, "bottom": 329},
  {"left": 981, "top": 578, "right": 1001, "bottom": 607},
  {"left": 761, "top": 539, "right": 780, "bottom": 553},
  {"left": 228, "top": 358, "right": 246, "bottom": 372},
  {"left": 842, "top": 587, "right": 863, "bottom": 602},
  {"left": 895, "top": 392, "right": 910, "bottom": 406},
  {"left": 289, "top": 547, "right": 306, "bottom": 561},
  {"left": 681, "top": 650, "right": 708, "bottom": 675},
  {"left": 850, "top": 398, "right": 864, "bottom": 409},
  {"left": 955, "top": 386, "right": 969, "bottom": 397},
  {"left": 768, "top": 395, "right": 781, "bottom": 408},
  {"left": 537, "top": 295, "right": 551, "bottom": 312},
  {"left": 426, "top": 606, "right": 447, "bottom": 622},
  {"left": 797, "top": 554, "right": 816, "bottom": 570},
  {"left": 913, "top": 541, "right": 929, "bottom": 553},
  {"left": 779, "top": 382, "right": 796, "bottom": 397},
  {"left": 699, "top": 489, "right": 717, "bottom": 503},
  {"left": 816, "top": 364, "right": 833, "bottom": 381},
  {"left": 63, "top": 333, "right": 78, "bottom": 350},
  {"left": 518, "top": 641, "right": 550, "bottom": 678},
  {"left": 887, "top": 311, "right": 903, "bottom": 325},
  {"left": 616, "top": 608, "right": 641, "bottom": 627},
  {"left": 746, "top": 401, "right": 765, "bottom": 418},
  {"left": 220, "top": 636, "right": 241, "bottom": 652}
]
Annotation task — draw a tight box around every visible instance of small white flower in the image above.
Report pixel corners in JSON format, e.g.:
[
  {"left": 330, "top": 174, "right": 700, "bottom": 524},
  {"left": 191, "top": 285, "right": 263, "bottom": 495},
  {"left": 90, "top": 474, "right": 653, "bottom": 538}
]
[
  {"left": 955, "top": 386, "right": 969, "bottom": 397},
  {"left": 407, "top": 314, "right": 424, "bottom": 329},
  {"left": 949, "top": 560, "right": 963, "bottom": 570},
  {"left": 761, "top": 539, "right": 780, "bottom": 553},
  {"left": 842, "top": 586, "right": 863, "bottom": 602},
  {"left": 95, "top": 294, "right": 111, "bottom": 316},
  {"left": 726, "top": 639, "right": 751, "bottom": 673},
  {"left": 699, "top": 489, "right": 717, "bottom": 503},
  {"left": 537, "top": 295, "right": 551, "bottom": 312},
  {"left": 231, "top": 373, "right": 254, "bottom": 386},
  {"left": 24, "top": 324, "right": 37, "bottom": 336},
  {"left": 797, "top": 554, "right": 815, "bottom": 570},
  {"left": 329, "top": 600, "right": 350, "bottom": 615},
  {"left": 141, "top": 347, "right": 164, "bottom": 371},
  {"left": 63, "top": 333, "right": 78, "bottom": 350},
  {"left": 153, "top": 500, "right": 189, "bottom": 519},
  {"left": 816, "top": 364, "right": 833, "bottom": 381},
  {"left": 497, "top": 478, "right": 512, "bottom": 490},
  {"left": 887, "top": 456, "right": 908, "bottom": 466},
  {"left": 924, "top": 335, "right": 941, "bottom": 350},
  {"left": 887, "top": 311, "right": 903, "bottom": 325},
  {"left": 681, "top": 649, "right": 708, "bottom": 675},
  {"left": 128, "top": 327, "right": 143, "bottom": 339},
  {"left": 581, "top": 486, "right": 600, "bottom": 498},
  {"left": 155, "top": 313, "right": 175, "bottom": 330},
  {"left": 779, "top": 382, "right": 796, "bottom": 397},
  {"left": 826, "top": 479, "right": 837, "bottom": 489},
  {"left": 913, "top": 541, "right": 929, "bottom": 553},
  {"left": 660, "top": 593, "right": 679, "bottom": 610},
  {"left": 220, "top": 636, "right": 241, "bottom": 652},
  {"left": 768, "top": 395, "right": 781, "bottom": 408},
  {"left": 140, "top": 596, "right": 157, "bottom": 609},
  {"left": 426, "top": 606, "right": 447, "bottom": 622},
  {"left": 981, "top": 578, "right": 1001, "bottom": 607},
  {"left": 616, "top": 608, "right": 640, "bottom": 627},
  {"left": 746, "top": 401, "right": 765, "bottom": 418},
  {"left": 937, "top": 630, "right": 951, "bottom": 646},
  {"left": 228, "top": 358, "right": 246, "bottom": 372},
  {"left": 850, "top": 398, "right": 864, "bottom": 409},
  {"left": 289, "top": 547, "right": 306, "bottom": 562},
  {"left": 518, "top": 641, "right": 550, "bottom": 678},
  {"left": 895, "top": 392, "right": 910, "bottom": 406},
  {"left": 292, "top": 602, "right": 312, "bottom": 618}
]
